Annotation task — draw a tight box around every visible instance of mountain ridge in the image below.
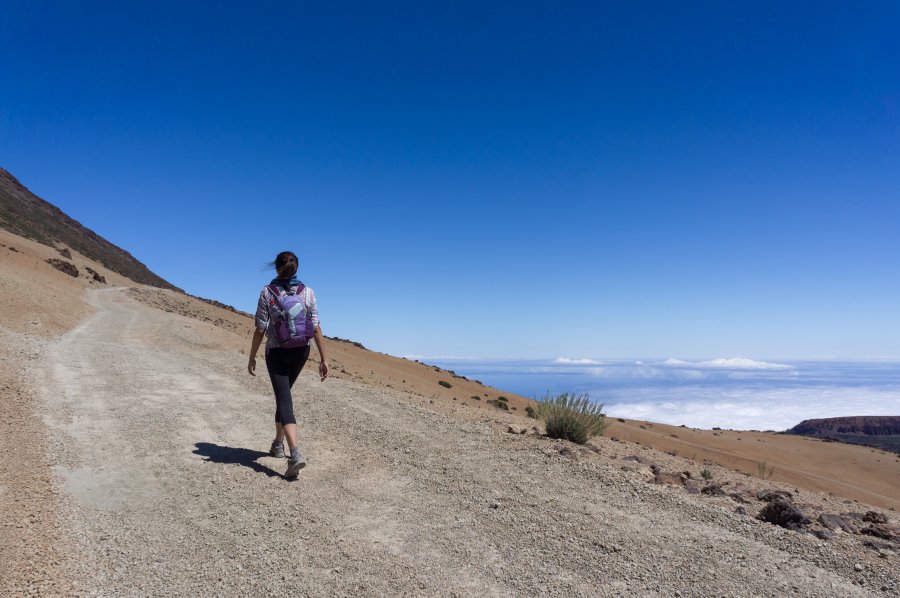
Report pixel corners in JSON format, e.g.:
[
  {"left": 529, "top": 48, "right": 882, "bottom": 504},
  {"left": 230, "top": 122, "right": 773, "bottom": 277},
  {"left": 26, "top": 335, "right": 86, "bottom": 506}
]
[
  {"left": 0, "top": 167, "right": 178, "bottom": 290},
  {"left": 787, "top": 415, "right": 900, "bottom": 454}
]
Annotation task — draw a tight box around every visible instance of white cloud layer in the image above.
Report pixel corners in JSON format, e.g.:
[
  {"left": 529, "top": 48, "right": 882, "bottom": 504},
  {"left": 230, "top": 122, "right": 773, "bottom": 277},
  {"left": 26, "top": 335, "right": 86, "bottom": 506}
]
[
  {"left": 402, "top": 355, "right": 473, "bottom": 361},
  {"left": 662, "top": 357, "right": 793, "bottom": 370},
  {"left": 603, "top": 385, "right": 900, "bottom": 431},
  {"left": 554, "top": 357, "right": 601, "bottom": 365}
]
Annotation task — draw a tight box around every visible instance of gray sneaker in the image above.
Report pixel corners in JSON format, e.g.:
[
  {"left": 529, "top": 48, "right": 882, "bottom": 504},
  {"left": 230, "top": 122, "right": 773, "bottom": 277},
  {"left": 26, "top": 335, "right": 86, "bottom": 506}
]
[
  {"left": 269, "top": 440, "right": 286, "bottom": 459},
  {"left": 285, "top": 452, "right": 306, "bottom": 479}
]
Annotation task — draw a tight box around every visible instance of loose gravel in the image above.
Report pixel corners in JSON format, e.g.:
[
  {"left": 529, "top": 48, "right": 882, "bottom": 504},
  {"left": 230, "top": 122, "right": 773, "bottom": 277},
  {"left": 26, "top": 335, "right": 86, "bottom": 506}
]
[{"left": 28, "top": 288, "right": 897, "bottom": 597}]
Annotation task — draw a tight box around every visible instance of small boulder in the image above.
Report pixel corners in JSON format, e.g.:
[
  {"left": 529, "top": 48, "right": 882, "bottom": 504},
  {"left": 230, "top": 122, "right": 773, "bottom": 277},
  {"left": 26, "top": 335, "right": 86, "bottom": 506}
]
[
  {"left": 506, "top": 425, "right": 527, "bottom": 435},
  {"left": 701, "top": 483, "right": 728, "bottom": 497},
  {"left": 863, "top": 511, "right": 889, "bottom": 524},
  {"left": 861, "top": 523, "right": 899, "bottom": 541},
  {"left": 757, "top": 497, "right": 811, "bottom": 530},
  {"left": 556, "top": 445, "right": 577, "bottom": 459},
  {"left": 45, "top": 258, "right": 78, "bottom": 277},
  {"left": 863, "top": 539, "right": 894, "bottom": 552},
  {"left": 757, "top": 490, "right": 793, "bottom": 502},
  {"left": 813, "top": 529, "right": 834, "bottom": 540},
  {"left": 683, "top": 479, "right": 702, "bottom": 495},
  {"left": 650, "top": 465, "right": 684, "bottom": 486},
  {"left": 85, "top": 266, "right": 107, "bottom": 284},
  {"left": 818, "top": 514, "right": 858, "bottom": 534}
]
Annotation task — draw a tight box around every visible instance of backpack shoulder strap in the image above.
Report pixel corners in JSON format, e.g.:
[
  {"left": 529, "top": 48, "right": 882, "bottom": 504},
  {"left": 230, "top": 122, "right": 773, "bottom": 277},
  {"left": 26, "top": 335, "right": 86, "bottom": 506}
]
[{"left": 267, "top": 284, "right": 286, "bottom": 298}]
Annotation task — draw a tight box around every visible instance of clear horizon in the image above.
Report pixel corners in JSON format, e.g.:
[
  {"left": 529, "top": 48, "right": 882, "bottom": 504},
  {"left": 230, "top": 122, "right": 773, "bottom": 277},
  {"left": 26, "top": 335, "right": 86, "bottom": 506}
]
[{"left": 2, "top": 2, "right": 899, "bottom": 359}]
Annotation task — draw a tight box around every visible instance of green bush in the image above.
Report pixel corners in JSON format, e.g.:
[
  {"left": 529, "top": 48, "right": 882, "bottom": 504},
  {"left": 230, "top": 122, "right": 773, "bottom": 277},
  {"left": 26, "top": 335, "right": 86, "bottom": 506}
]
[
  {"left": 525, "top": 405, "right": 537, "bottom": 418},
  {"left": 438, "top": 380, "right": 452, "bottom": 388},
  {"left": 470, "top": 395, "right": 481, "bottom": 401},
  {"left": 497, "top": 396, "right": 508, "bottom": 403},
  {"left": 487, "top": 399, "right": 509, "bottom": 411},
  {"left": 535, "top": 392, "right": 608, "bottom": 445},
  {"left": 700, "top": 468, "right": 713, "bottom": 482}
]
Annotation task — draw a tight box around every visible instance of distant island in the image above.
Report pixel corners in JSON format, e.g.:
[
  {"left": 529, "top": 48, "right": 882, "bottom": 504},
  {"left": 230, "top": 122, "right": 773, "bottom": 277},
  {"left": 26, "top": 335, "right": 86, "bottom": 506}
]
[{"left": 787, "top": 416, "right": 900, "bottom": 454}]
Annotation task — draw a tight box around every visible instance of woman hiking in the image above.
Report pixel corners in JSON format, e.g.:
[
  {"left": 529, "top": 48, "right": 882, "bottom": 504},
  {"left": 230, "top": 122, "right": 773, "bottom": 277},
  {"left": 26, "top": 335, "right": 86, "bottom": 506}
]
[{"left": 247, "top": 251, "right": 329, "bottom": 479}]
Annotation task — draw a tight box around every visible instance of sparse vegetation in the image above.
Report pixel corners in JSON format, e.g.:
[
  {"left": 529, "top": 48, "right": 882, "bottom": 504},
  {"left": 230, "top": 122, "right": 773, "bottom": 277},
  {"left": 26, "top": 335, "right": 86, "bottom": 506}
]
[
  {"left": 487, "top": 399, "right": 509, "bottom": 411},
  {"left": 700, "top": 468, "right": 713, "bottom": 482},
  {"left": 438, "top": 380, "right": 452, "bottom": 389},
  {"left": 757, "top": 461, "right": 776, "bottom": 480},
  {"left": 470, "top": 395, "right": 481, "bottom": 401},
  {"left": 497, "top": 396, "right": 508, "bottom": 403},
  {"left": 525, "top": 405, "right": 536, "bottom": 418},
  {"left": 534, "top": 392, "right": 608, "bottom": 445}
]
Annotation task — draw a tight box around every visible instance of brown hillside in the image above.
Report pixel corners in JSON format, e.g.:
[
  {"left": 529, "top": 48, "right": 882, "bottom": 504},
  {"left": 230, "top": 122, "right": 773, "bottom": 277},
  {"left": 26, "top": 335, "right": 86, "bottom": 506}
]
[
  {"left": 0, "top": 167, "right": 177, "bottom": 290},
  {"left": 3, "top": 226, "right": 900, "bottom": 595}
]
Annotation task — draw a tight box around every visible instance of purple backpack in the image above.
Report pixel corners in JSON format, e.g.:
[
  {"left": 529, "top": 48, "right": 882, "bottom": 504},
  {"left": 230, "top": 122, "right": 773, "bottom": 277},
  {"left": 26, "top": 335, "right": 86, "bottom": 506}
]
[{"left": 267, "top": 284, "right": 313, "bottom": 348}]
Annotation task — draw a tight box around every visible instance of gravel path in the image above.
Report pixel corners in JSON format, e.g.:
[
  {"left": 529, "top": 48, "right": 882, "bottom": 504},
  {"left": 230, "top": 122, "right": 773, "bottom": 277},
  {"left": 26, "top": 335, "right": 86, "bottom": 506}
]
[{"left": 34, "top": 288, "right": 887, "bottom": 597}]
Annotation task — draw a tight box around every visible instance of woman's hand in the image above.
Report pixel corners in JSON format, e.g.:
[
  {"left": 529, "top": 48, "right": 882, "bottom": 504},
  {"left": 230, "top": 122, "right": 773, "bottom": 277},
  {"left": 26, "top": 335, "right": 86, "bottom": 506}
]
[
  {"left": 319, "top": 360, "right": 329, "bottom": 381},
  {"left": 248, "top": 356, "right": 257, "bottom": 376}
]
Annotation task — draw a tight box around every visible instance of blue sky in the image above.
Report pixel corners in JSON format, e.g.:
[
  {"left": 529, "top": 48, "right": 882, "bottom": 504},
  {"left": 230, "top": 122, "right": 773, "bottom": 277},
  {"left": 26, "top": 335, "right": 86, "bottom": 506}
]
[{"left": 2, "top": 1, "right": 898, "bottom": 359}]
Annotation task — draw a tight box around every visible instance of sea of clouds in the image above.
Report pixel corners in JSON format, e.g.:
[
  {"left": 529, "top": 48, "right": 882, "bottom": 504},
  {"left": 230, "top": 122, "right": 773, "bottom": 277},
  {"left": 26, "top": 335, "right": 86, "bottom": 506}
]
[{"left": 424, "top": 357, "right": 900, "bottom": 431}]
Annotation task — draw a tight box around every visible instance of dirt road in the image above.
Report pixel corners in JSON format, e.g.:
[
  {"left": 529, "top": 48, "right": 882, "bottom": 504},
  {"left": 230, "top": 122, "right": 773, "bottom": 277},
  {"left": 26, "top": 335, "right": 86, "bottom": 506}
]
[{"left": 33, "top": 288, "right": 889, "bottom": 596}]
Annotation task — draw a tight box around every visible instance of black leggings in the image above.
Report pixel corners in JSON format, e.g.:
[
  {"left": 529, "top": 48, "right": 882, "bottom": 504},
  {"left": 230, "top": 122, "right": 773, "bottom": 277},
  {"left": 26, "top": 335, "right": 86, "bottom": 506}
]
[{"left": 265, "top": 346, "right": 310, "bottom": 426}]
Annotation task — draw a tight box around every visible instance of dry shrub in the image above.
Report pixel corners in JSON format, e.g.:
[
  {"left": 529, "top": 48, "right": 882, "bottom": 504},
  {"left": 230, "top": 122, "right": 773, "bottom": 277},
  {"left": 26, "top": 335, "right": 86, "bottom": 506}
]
[{"left": 536, "top": 392, "right": 607, "bottom": 445}]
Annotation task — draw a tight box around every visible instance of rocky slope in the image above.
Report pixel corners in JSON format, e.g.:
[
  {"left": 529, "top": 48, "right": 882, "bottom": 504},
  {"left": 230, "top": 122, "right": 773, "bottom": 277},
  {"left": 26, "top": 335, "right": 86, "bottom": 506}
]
[
  {"left": 788, "top": 417, "right": 900, "bottom": 454},
  {"left": 29, "top": 287, "right": 900, "bottom": 596},
  {"left": 0, "top": 167, "right": 177, "bottom": 289}
]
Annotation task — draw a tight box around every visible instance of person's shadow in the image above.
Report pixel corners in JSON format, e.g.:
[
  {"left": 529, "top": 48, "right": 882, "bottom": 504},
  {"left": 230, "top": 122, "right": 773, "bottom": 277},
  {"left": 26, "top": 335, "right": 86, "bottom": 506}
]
[{"left": 193, "top": 442, "right": 284, "bottom": 479}]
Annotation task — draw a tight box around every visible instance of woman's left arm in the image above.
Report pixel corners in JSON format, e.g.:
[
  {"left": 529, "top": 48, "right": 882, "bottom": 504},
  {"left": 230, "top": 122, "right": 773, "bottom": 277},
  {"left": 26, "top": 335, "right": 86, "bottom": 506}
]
[{"left": 313, "top": 325, "right": 329, "bottom": 381}]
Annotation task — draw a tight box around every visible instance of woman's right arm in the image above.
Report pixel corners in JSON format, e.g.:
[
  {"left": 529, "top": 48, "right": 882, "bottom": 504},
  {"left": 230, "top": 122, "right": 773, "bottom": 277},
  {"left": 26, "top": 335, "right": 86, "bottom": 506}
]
[
  {"left": 249, "top": 288, "right": 269, "bottom": 375},
  {"left": 248, "top": 329, "right": 265, "bottom": 376}
]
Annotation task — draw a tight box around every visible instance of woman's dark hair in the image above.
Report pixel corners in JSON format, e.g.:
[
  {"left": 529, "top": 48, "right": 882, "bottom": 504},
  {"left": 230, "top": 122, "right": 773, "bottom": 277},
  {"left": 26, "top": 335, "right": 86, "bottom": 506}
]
[{"left": 267, "top": 251, "right": 298, "bottom": 279}]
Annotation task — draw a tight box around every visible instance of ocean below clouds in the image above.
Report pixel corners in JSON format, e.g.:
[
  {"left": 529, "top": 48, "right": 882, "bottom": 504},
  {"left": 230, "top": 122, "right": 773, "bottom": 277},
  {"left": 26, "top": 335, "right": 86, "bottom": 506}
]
[{"left": 425, "top": 357, "right": 900, "bottom": 431}]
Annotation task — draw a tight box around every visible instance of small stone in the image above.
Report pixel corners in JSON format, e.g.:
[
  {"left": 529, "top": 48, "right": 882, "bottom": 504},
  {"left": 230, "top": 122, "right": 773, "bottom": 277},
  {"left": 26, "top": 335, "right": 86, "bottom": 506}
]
[
  {"left": 813, "top": 529, "right": 833, "bottom": 540},
  {"left": 489, "top": 500, "right": 501, "bottom": 509},
  {"left": 853, "top": 563, "right": 864, "bottom": 572}
]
